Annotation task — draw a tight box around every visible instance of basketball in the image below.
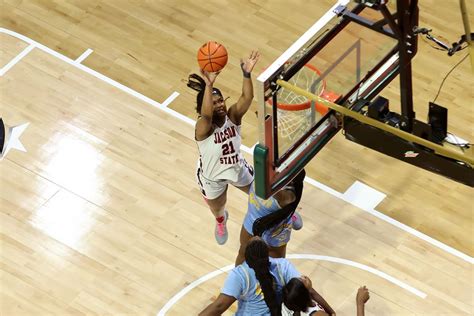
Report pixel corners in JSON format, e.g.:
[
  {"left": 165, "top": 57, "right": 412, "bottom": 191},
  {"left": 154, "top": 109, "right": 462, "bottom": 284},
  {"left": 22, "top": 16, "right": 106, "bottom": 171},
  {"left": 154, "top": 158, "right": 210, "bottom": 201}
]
[{"left": 197, "top": 41, "right": 228, "bottom": 72}]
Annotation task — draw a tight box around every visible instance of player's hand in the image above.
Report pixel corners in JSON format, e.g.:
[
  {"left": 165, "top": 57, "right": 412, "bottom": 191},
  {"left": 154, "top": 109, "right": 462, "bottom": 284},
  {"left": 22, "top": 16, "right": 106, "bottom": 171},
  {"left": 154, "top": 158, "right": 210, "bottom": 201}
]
[
  {"left": 240, "top": 50, "right": 260, "bottom": 74},
  {"left": 200, "top": 69, "right": 220, "bottom": 86},
  {"left": 356, "top": 286, "right": 370, "bottom": 305}
]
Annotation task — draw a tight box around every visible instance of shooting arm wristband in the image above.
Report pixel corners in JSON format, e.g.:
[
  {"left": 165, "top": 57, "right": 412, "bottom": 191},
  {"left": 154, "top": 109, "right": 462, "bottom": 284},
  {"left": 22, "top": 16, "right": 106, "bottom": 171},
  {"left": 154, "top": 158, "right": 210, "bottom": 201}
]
[{"left": 241, "top": 63, "right": 251, "bottom": 78}]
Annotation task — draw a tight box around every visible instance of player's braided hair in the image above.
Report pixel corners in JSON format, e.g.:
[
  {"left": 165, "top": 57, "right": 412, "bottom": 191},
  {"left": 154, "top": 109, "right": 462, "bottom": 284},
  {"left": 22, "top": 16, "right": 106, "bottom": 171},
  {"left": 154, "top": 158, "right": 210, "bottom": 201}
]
[
  {"left": 186, "top": 73, "right": 222, "bottom": 114},
  {"left": 0, "top": 118, "right": 5, "bottom": 153},
  {"left": 282, "top": 277, "right": 312, "bottom": 313},
  {"left": 252, "top": 169, "right": 306, "bottom": 236},
  {"left": 245, "top": 238, "right": 282, "bottom": 316}
]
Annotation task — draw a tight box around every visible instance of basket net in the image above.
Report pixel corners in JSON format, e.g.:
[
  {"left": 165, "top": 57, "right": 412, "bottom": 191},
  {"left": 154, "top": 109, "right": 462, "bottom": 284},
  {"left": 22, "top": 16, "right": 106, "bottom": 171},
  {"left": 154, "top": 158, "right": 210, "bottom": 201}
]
[{"left": 268, "top": 64, "right": 327, "bottom": 143}]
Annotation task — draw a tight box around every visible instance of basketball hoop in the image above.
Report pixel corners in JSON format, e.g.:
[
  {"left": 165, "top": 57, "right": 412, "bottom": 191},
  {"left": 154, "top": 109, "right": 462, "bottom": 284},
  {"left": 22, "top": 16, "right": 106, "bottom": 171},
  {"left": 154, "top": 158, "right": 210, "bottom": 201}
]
[{"left": 266, "top": 64, "right": 330, "bottom": 141}]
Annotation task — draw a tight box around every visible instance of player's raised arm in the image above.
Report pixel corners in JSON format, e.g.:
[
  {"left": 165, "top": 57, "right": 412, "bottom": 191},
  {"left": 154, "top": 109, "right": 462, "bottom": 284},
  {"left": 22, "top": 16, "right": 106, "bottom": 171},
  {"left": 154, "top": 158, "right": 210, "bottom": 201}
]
[
  {"left": 356, "top": 286, "right": 370, "bottom": 316},
  {"left": 195, "top": 70, "right": 220, "bottom": 140},
  {"left": 228, "top": 50, "right": 260, "bottom": 125}
]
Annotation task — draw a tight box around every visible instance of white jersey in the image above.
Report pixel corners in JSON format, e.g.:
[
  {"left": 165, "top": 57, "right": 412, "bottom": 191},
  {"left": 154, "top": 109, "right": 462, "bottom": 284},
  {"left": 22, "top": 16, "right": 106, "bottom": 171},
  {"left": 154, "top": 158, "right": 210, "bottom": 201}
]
[{"left": 196, "top": 116, "right": 244, "bottom": 182}]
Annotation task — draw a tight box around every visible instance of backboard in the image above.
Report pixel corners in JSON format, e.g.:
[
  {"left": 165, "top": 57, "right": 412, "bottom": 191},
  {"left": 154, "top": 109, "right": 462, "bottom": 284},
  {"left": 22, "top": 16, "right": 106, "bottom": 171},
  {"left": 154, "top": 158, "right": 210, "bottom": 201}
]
[{"left": 254, "top": 0, "right": 400, "bottom": 198}]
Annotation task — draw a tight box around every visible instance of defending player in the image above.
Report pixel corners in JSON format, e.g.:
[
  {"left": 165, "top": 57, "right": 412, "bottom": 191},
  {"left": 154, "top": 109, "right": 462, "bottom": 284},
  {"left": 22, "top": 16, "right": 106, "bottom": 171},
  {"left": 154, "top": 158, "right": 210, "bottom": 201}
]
[{"left": 235, "top": 169, "right": 306, "bottom": 265}]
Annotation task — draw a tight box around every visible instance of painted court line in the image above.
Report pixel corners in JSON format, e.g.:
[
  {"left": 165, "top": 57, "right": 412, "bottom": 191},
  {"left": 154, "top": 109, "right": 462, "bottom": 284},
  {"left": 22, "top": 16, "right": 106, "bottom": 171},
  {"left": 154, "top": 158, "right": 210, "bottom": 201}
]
[
  {"left": 0, "top": 43, "right": 34, "bottom": 76},
  {"left": 157, "top": 254, "right": 427, "bottom": 315},
  {"left": 289, "top": 255, "right": 427, "bottom": 298},
  {"left": 158, "top": 265, "right": 233, "bottom": 316},
  {"left": 364, "top": 208, "right": 473, "bottom": 264},
  {"left": 74, "top": 48, "right": 93, "bottom": 64},
  {"left": 258, "top": 0, "right": 349, "bottom": 82},
  {"left": 342, "top": 180, "right": 386, "bottom": 210},
  {"left": 0, "top": 28, "right": 173, "bottom": 110},
  {"left": 161, "top": 91, "right": 180, "bottom": 107},
  {"left": 1, "top": 27, "right": 471, "bottom": 265}
]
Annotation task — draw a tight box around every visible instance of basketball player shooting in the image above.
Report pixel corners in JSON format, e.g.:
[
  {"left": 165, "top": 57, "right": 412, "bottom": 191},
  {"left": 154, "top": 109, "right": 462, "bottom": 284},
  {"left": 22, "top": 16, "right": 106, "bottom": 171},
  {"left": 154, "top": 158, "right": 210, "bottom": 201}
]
[{"left": 187, "top": 50, "right": 260, "bottom": 245}]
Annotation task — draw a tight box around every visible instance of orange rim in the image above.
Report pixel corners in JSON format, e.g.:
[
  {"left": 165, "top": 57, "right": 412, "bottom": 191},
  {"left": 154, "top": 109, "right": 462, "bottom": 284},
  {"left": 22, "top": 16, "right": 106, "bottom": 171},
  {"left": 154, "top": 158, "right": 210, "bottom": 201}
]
[{"left": 267, "top": 64, "right": 327, "bottom": 112}]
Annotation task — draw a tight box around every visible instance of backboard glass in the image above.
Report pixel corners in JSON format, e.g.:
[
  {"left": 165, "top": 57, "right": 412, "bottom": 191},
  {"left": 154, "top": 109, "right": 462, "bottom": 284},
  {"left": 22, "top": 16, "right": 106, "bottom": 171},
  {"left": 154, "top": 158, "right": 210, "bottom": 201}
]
[{"left": 254, "top": 0, "right": 400, "bottom": 198}]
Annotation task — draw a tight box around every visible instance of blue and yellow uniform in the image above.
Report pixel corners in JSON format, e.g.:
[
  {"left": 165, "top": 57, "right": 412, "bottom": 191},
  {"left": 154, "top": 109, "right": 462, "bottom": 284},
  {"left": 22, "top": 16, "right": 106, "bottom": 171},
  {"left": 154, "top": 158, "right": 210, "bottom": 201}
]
[
  {"left": 221, "top": 257, "right": 300, "bottom": 315},
  {"left": 243, "top": 183, "right": 293, "bottom": 248}
]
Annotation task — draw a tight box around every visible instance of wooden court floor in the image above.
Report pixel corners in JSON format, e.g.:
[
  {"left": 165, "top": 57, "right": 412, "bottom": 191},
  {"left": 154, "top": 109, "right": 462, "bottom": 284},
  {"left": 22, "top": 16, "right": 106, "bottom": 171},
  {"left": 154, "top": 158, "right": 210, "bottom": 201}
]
[{"left": 1, "top": 1, "right": 473, "bottom": 315}]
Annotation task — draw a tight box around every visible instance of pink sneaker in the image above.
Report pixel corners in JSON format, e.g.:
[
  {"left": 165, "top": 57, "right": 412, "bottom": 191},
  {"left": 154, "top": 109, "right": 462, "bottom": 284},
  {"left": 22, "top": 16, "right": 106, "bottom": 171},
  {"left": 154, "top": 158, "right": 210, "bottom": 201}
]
[{"left": 215, "top": 211, "right": 229, "bottom": 245}]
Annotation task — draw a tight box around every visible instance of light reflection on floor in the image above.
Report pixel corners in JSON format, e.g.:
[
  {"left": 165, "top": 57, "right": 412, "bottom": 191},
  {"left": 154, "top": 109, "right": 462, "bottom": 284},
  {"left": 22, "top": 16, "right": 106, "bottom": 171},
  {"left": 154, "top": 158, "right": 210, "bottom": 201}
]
[
  {"left": 31, "top": 190, "right": 95, "bottom": 248},
  {"left": 31, "top": 133, "right": 104, "bottom": 248}
]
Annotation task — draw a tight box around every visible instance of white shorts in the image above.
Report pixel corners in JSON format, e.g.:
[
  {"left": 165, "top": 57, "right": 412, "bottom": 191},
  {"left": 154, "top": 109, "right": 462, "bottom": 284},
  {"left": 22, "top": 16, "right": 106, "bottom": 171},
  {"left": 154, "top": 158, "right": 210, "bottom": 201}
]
[{"left": 196, "top": 160, "right": 254, "bottom": 200}]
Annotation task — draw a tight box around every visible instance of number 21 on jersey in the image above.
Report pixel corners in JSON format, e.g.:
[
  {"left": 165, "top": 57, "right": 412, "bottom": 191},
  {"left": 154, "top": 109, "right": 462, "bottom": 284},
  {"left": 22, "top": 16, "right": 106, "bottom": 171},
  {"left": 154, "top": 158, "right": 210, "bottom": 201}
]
[{"left": 222, "top": 141, "right": 235, "bottom": 155}]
